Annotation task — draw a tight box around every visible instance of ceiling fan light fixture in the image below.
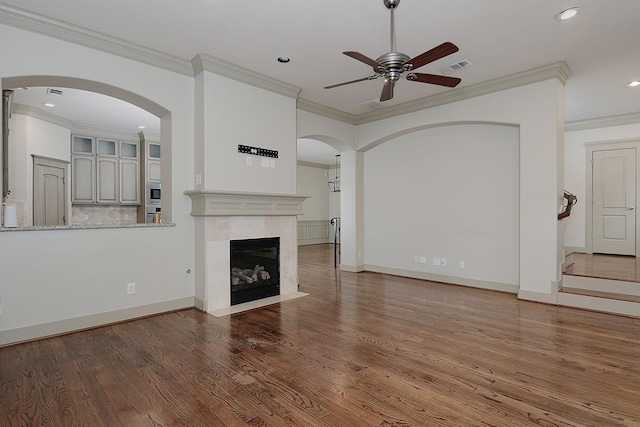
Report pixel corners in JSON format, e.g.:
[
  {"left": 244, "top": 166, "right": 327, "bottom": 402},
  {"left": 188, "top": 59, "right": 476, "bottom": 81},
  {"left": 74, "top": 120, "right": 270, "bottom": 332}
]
[
  {"left": 626, "top": 80, "right": 640, "bottom": 88},
  {"left": 556, "top": 7, "right": 579, "bottom": 21}
]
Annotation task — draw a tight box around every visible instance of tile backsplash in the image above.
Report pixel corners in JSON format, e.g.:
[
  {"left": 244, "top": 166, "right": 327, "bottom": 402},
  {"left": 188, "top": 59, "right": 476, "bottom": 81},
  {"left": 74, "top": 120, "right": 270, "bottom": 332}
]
[{"left": 72, "top": 205, "right": 138, "bottom": 225}]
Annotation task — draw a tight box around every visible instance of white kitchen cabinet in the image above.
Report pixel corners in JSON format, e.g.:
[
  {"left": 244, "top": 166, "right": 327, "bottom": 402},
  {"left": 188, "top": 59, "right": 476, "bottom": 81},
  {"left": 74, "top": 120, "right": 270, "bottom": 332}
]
[
  {"left": 71, "top": 155, "right": 95, "bottom": 203},
  {"left": 119, "top": 159, "right": 140, "bottom": 204},
  {"left": 147, "top": 142, "right": 161, "bottom": 182},
  {"left": 96, "top": 157, "right": 118, "bottom": 204},
  {"left": 72, "top": 135, "right": 93, "bottom": 154},
  {"left": 71, "top": 135, "right": 140, "bottom": 205},
  {"left": 97, "top": 139, "right": 117, "bottom": 156}
]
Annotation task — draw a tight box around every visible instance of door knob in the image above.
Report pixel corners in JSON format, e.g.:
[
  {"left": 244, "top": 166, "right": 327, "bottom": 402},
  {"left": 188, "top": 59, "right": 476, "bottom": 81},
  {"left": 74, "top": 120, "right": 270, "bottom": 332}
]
[{"left": 628, "top": 207, "right": 635, "bottom": 210}]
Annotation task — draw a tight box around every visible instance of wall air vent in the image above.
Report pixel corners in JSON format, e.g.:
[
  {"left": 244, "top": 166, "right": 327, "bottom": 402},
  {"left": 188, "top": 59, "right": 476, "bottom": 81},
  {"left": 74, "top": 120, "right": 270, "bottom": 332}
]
[
  {"left": 46, "top": 88, "right": 63, "bottom": 96},
  {"left": 440, "top": 59, "right": 472, "bottom": 75}
]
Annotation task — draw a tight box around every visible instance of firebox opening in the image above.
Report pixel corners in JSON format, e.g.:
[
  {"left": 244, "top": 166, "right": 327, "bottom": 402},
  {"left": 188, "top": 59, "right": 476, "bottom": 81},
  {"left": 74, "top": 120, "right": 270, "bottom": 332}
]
[{"left": 230, "top": 237, "right": 280, "bottom": 306}]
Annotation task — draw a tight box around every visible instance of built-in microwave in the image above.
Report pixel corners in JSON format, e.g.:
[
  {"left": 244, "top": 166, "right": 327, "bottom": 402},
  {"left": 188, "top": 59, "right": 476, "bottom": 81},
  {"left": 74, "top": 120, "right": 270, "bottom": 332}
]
[{"left": 146, "top": 183, "right": 161, "bottom": 206}]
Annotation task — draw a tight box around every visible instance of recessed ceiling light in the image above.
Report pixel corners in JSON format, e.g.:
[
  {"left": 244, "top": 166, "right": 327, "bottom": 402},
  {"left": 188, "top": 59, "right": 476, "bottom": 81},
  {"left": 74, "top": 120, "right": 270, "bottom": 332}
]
[
  {"left": 627, "top": 81, "right": 640, "bottom": 88},
  {"left": 138, "top": 125, "right": 146, "bottom": 129},
  {"left": 556, "top": 7, "right": 579, "bottom": 21},
  {"left": 43, "top": 102, "right": 55, "bottom": 108},
  {"left": 277, "top": 56, "right": 291, "bottom": 63}
]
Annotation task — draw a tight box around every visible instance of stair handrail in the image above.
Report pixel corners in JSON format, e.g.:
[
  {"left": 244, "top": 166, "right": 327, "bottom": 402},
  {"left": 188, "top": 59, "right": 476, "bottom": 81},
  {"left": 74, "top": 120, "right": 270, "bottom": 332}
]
[{"left": 558, "top": 191, "right": 577, "bottom": 220}]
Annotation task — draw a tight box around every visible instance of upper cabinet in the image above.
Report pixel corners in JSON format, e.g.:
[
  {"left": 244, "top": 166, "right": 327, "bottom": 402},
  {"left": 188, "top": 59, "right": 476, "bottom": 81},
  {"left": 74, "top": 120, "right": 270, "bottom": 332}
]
[
  {"left": 147, "top": 142, "right": 161, "bottom": 182},
  {"left": 71, "top": 135, "right": 140, "bottom": 205}
]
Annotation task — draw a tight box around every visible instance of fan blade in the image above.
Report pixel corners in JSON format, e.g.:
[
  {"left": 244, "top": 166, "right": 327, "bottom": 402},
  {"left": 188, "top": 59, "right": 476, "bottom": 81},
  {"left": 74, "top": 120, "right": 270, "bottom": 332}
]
[
  {"left": 380, "top": 80, "right": 394, "bottom": 102},
  {"left": 324, "top": 75, "right": 378, "bottom": 89},
  {"left": 407, "top": 73, "right": 461, "bottom": 88},
  {"left": 405, "top": 42, "right": 459, "bottom": 71},
  {"left": 343, "top": 51, "right": 383, "bottom": 69}
]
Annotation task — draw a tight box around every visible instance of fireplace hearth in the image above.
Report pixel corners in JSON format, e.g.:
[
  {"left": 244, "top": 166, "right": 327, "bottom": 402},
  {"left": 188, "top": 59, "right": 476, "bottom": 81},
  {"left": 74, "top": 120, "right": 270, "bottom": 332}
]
[{"left": 230, "top": 237, "right": 280, "bottom": 305}]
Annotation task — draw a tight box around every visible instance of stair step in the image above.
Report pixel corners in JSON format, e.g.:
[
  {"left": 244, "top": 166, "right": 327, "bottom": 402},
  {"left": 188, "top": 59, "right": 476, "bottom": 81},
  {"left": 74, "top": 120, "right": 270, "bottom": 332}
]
[
  {"left": 559, "top": 286, "right": 640, "bottom": 304},
  {"left": 562, "top": 274, "right": 640, "bottom": 297}
]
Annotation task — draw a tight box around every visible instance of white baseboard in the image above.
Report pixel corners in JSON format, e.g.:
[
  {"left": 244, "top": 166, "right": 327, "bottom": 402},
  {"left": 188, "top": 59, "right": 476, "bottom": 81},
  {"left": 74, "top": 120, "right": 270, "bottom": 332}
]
[
  {"left": 517, "top": 289, "right": 558, "bottom": 305},
  {"left": 194, "top": 297, "right": 206, "bottom": 311},
  {"left": 340, "top": 264, "right": 365, "bottom": 273},
  {"left": 364, "top": 264, "right": 519, "bottom": 294},
  {"left": 564, "top": 246, "right": 586, "bottom": 254},
  {"left": 0, "top": 297, "right": 195, "bottom": 347}
]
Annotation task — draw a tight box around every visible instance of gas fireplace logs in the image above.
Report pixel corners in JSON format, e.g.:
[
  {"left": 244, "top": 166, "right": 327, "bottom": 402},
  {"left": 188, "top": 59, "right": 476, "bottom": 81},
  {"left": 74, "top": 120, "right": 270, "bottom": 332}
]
[{"left": 231, "top": 265, "right": 271, "bottom": 286}]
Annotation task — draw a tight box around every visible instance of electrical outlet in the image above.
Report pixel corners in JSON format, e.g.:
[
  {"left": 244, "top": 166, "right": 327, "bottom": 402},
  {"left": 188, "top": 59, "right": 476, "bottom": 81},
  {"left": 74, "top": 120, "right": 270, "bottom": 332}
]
[
  {"left": 419, "top": 256, "right": 426, "bottom": 264},
  {"left": 460, "top": 260, "right": 465, "bottom": 269},
  {"left": 441, "top": 258, "right": 447, "bottom": 267},
  {"left": 246, "top": 156, "right": 252, "bottom": 166},
  {"left": 414, "top": 256, "right": 419, "bottom": 263},
  {"left": 433, "top": 258, "right": 441, "bottom": 266},
  {"left": 83, "top": 214, "right": 89, "bottom": 220},
  {"left": 127, "top": 282, "right": 136, "bottom": 295},
  {"left": 124, "top": 214, "right": 130, "bottom": 220}
]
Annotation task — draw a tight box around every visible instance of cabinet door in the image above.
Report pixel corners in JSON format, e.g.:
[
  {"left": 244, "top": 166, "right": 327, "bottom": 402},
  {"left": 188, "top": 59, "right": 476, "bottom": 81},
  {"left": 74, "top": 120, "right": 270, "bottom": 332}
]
[
  {"left": 119, "top": 159, "right": 140, "bottom": 204},
  {"left": 72, "top": 155, "right": 95, "bottom": 203},
  {"left": 72, "top": 136, "right": 94, "bottom": 154},
  {"left": 147, "top": 159, "right": 161, "bottom": 182},
  {"left": 97, "top": 157, "right": 118, "bottom": 204},
  {"left": 120, "top": 141, "right": 139, "bottom": 159}
]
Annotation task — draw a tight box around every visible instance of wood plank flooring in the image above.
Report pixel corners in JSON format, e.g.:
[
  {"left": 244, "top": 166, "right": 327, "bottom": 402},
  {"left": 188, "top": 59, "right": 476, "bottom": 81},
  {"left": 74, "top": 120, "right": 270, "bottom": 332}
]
[
  {"left": 564, "top": 252, "right": 640, "bottom": 283},
  {"left": 2, "top": 244, "right": 640, "bottom": 426}
]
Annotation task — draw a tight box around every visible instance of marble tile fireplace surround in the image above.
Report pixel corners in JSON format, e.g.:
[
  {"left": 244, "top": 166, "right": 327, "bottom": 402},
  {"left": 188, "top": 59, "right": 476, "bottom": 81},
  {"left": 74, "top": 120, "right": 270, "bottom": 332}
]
[{"left": 185, "top": 190, "right": 308, "bottom": 315}]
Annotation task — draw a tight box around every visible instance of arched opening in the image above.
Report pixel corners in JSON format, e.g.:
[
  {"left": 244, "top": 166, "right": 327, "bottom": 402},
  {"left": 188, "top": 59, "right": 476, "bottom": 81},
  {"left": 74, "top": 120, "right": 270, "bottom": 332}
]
[
  {"left": 1, "top": 76, "right": 172, "bottom": 227},
  {"left": 296, "top": 137, "right": 343, "bottom": 247}
]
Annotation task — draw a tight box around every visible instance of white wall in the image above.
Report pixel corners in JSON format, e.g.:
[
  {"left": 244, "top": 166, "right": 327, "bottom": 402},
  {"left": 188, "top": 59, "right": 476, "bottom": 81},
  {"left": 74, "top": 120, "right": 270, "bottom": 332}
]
[
  {"left": 564, "top": 122, "right": 640, "bottom": 250},
  {"left": 296, "top": 164, "right": 329, "bottom": 220},
  {"left": 9, "top": 114, "right": 71, "bottom": 225},
  {"left": 355, "top": 78, "right": 565, "bottom": 300},
  {"left": 364, "top": 124, "right": 519, "bottom": 288},
  {"left": 0, "top": 24, "right": 195, "bottom": 345},
  {"left": 198, "top": 71, "right": 297, "bottom": 195}
]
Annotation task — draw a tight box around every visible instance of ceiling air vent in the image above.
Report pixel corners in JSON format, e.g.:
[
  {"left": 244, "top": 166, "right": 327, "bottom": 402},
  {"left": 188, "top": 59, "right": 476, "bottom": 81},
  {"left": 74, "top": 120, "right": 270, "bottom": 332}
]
[
  {"left": 440, "top": 59, "right": 472, "bottom": 75},
  {"left": 46, "top": 88, "right": 63, "bottom": 96}
]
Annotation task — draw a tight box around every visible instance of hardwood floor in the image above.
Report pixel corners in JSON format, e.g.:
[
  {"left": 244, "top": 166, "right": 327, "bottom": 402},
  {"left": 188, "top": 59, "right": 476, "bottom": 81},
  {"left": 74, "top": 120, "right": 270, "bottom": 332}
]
[
  {"left": 2, "top": 244, "right": 640, "bottom": 426},
  {"left": 564, "top": 252, "right": 640, "bottom": 283}
]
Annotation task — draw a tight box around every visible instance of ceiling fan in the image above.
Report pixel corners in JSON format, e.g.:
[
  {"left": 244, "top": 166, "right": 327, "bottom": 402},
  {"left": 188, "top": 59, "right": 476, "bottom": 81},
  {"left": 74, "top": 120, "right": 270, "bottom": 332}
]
[{"left": 324, "top": 0, "right": 462, "bottom": 102}]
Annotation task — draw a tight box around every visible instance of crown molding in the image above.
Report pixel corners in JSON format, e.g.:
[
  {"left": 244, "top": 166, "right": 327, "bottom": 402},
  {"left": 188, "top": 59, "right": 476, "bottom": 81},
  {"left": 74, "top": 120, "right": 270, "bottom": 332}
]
[
  {"left": 297, "top": 160, "right": 329, "bottom": 169},
  {"left": 295, "top": 62, "right": 571, "bottom": 125},
  {"left": 565, "top": 111, "right": 640, "bottom": 132},
  {"left": 296, "top": 98, "right": 358, "bottom": 124},
  {"left": 12, "top": 103, "right": 74, "bottom": 129},
  {"left": 192, "top": 54, "right": 301, "bottom": 100},
  {"left": 0, "top": 5, "right": 194, "bottom": 77},
  {"left": 352, "top": 62, "right": 572, "bottom": 124},
  {"left": 11, "top": 103, "right": 160, "bottom": 141},
  {"left": 2, "top": 6, "right": 577, "bottom": 127}
]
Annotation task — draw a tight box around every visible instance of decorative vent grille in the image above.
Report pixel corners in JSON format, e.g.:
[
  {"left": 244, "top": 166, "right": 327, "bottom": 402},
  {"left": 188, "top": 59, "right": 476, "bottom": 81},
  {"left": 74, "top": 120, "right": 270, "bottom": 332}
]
[
  {"left": 440, "top": 59, "right": 472, "bottom": 75},
  {"left": 46, "top": 88, "right": 63, "bottom": 96}
]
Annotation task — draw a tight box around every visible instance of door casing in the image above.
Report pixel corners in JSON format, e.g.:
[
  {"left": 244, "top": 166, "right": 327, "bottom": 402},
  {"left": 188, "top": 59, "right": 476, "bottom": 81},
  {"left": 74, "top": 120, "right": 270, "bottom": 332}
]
[{"left": 586, "top": 138, "right": 640, "bottom": 256}]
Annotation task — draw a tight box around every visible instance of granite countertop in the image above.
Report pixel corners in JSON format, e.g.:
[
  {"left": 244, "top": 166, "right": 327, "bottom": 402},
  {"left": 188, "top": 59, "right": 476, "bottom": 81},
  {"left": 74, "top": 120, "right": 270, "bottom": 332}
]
[{"left": 0, "top": 223, "right": 175, "bottom": 232}]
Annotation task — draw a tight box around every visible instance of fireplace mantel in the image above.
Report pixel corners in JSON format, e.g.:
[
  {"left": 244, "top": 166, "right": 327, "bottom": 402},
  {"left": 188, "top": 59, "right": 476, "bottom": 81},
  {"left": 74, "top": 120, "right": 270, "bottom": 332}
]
[{"left": 185, "top": 190, "right": 309, "bottom": 216}]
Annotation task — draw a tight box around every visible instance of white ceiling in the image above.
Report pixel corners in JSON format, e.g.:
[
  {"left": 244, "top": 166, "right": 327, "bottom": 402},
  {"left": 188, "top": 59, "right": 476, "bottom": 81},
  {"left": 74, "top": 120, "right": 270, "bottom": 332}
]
[{"left": 4, "top": 0, "right": 640, "bottom": 164}]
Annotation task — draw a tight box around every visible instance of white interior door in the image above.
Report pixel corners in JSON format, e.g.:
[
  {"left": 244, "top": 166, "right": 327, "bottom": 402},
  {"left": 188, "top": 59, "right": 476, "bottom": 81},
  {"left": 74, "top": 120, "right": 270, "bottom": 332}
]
[{"left": 592, "top": 148, "right": 636, "bottom": 255}]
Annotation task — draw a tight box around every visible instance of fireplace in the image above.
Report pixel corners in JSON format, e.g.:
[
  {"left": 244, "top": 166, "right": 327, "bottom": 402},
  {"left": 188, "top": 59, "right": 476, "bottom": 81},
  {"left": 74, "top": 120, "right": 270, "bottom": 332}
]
[
  {"left": 185, "top": 190, "right": 308, "bottom": 313},
  {"left": 230, "top": 237, "right": 280, "bottom": 305}
]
